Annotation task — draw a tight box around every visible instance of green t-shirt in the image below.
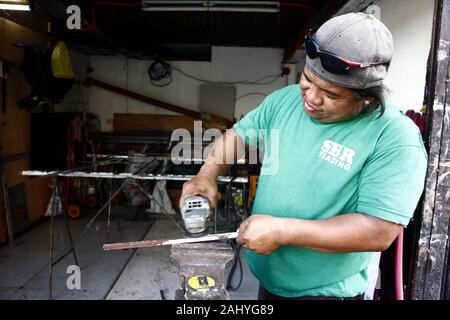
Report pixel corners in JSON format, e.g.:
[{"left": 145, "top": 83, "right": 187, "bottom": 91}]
[{"left": 233, "top": 84, "right": 428, "bottom": 298}]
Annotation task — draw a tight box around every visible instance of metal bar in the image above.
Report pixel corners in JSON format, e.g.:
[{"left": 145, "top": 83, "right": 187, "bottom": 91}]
[
  {"left": 3, "top": 152, "right": 29, "bottom": 162},
  {"left": 142, "top": 7, "right": 279, "bottom": 12},
  {"left": 0, "top": 3, "right": 30, "bottom": 11},
  {"left": 143, "top": 1, "right": 207, "bottom": 4},
  {"left": 87, "top": 154, "right": 248, "bottom": 164},
  {"left": 0, "top": 112, "right": 14, "bottom": 245},
  {"left": 103, "top": 232, "right": 238, "bottom": 251},
  {"left": 60, "top": 182, "right": 80, "bottom": 267},
  {"left": 143, "top": 1, "right": 279, "bottom": 5},
  {"left": 48, "top": 178, "right": 57, "bottom": 299},
  {"left": 102, "top": 219, "right": 156, "bottom": 300},
  {"left": 20, "top": 171, "right": 248, "bottom": 183},
  {"left": 85, "top": 77, "right": 203, "bottom": 119},
  {"left": 1, "top": 170, "right": 13, "bottom": 245},
  {"left": 107, "top": 179, "right": 112, "bottom": 243},
  {"left": 50, "top": 180, "right": 129, "bottom": 266},
  {"left": 17, "top": 163, "right": 102, "bottom": 178},
  {"left": 209, "top": 1, "right": 279, "bottom": 5},
  {"left": 132, "top": 180, "right": 185, "bottom": 233}
]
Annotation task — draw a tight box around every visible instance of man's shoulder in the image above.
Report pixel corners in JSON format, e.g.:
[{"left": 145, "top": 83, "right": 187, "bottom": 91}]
[
  {"left": 267, "top": 84, "right": 300, "bottom": 100},
  {"left": 373, "top": 104, "right": 425, "bottom": 149}
]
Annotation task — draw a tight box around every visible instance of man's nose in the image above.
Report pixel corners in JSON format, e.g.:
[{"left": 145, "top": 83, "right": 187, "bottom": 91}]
[{"left": 306, "top": 86, "right": 323, "bottom": 106}]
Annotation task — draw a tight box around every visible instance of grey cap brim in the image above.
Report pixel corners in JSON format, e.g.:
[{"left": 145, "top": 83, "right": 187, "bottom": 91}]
[{"left": 306, "top": 56, "right": 388, "bottom": 89}]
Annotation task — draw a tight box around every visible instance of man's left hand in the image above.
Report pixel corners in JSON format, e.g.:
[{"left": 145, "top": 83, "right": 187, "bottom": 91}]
[{"left": 236, "top": 215, "right": 283, "bottom": 255}]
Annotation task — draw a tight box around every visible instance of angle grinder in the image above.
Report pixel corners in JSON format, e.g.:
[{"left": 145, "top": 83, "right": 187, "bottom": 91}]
[{"left": 180, "top": 195, "right": 212, "bottom": 236}]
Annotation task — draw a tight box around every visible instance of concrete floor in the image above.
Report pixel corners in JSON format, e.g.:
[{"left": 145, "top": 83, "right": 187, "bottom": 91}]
[{"left": 0, "top": 206, "right": 258, "bottom": 300}]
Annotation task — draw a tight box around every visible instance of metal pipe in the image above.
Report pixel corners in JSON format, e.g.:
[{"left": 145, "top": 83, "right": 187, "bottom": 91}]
[
  {"left": 0, "top": 2, "right": 30, "bottom": 11},
  {"left": 78, "top": 1, "right": 143, "bottom": 32},
  {"left": 50, "top": 180, "right": 129, "bottom": 266},
  {"left": 1, "top": 170, "right": 13, "bottom": 246},
  {"left": 107, "top": 179, "right": 112, "bottom": 243},
  {"left": 61, "top": 183, "right": 80, "bottom": 266},
  {"left": 87, "top": 154, "right": 247, "bottom": 164},
  {"left": 142, "top": 7, "right": 279, "bottom": 12},
  {"left": 281, "top": 3, "right": 317, "bottom": 63},
  {"left": 48, "top": 178, "right": 57, "bottom": 299},
  {"left": 142, "top": 0, "right": 279, "bottom": 12},
  {"left": 85, "top": 77, "right": 203, "bottom": 119},
  {"left": 132, "top": 180, "right": 186, "bottom": 234},
  {"left": 395, "top": 229, "right": 404, "bottom": 300},
  {"left": 209, "top": 1, "right": 278, "bottom": 5},
  {"left": 20, "top": 171, "right": 248, "bottom": 183},
  {"left": 143, "top": 1, "right": 278, "bottom": 4},
  {"left": 103, "top": 232, "right": 238, "bottom": 251}
]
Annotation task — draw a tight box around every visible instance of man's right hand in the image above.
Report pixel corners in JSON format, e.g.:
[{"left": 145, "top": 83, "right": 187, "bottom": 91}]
[
  {"left": 179, "top": 129, "right": 245, "bottom": 210},
  {"left": 180, "top": 175, "right": 218, "bottom": 209}
]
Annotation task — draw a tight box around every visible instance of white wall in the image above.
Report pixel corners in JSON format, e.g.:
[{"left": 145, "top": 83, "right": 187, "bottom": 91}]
[
  {"left": 77, "top": 47, "right": 293, "bottom": 132},
  {"left": 376, "top": 0, "right": 434, "bottom": 111}
]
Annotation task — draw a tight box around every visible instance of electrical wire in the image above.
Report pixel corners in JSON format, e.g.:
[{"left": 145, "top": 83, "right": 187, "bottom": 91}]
[
  {"left": 227, "top": 241, "right": 244, "bottom": 292},
  {"left": 172, "top": 65, "right": 282, "bottom": 86},
  {"left": 148, "top": 59, "right": 282, "bottom": 87},
  {"left": 224, "top": 165, "right": 244, "bottom": 292}
]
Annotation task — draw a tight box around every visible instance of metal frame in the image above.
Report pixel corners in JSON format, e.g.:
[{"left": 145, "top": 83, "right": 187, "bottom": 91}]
[
  {"left": 21, "top": 160, "right": 247, "bottom": 299},
  {"left": 21, "top": 170, "right": 248, "bottom": 183}
]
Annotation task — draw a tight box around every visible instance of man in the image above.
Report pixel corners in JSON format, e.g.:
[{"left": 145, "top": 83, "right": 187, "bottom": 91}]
[{"left": 180, "top": 12, "right": 428, "bottom": 300}]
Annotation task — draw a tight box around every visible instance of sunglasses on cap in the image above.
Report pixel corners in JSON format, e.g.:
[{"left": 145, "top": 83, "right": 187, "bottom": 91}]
[{"left": 305, "top": 28, "right": 388, "bottom": 75}]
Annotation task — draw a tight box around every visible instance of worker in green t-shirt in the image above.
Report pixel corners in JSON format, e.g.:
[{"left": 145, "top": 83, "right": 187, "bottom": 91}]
[{"left": 180, "top": 12, "right": 428, "bottom": 300}]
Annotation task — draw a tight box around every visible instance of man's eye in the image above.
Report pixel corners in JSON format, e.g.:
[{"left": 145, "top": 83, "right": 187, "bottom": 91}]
[{"left": 302, "top": 73, "right": 310, "bottom": 82}]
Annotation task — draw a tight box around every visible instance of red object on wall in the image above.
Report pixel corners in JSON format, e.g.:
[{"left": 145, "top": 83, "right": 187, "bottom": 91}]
[{"left": 405, "top": 110, "right": 426, "bottom": 136}]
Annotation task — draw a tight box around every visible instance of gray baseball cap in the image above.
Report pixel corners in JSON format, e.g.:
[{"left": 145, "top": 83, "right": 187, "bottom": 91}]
[{"left": 306, "top": 12, "right": 393, "bottom": 89}]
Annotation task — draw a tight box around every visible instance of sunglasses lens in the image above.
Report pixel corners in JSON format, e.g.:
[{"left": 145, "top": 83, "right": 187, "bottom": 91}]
[
  {"left": 305, "top": 31, "right": 356, "bottom": 75},
  {"left": 305, "top": 37, "right": 319, "bottom": 59},
  {"left": 319, "top": 54, "right": 350, "bottom": 75}
]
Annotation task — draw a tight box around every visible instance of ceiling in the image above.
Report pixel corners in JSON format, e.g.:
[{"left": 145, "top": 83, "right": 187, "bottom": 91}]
[{"left": 26, "top": 0, "right": 349, "bottom": 61}]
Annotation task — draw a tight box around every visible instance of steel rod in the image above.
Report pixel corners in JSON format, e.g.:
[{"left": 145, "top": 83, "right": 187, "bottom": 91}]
[
  {"left": 48, "top": 178, "right": 57, "bottom": 299},
  {"left": 87, "top": 154, "right": 247, "bottom": 164},
  {"left": 103, "top": 232, "right": 238, "bottom": 251}
]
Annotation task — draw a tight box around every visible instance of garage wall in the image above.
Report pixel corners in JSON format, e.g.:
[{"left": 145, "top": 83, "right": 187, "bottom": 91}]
[
  {"left": 82, "top": 47, "right": 295, "bottom": 132},
  {"left": 376, "top": 0, "right": 434, "bottom": 111}
]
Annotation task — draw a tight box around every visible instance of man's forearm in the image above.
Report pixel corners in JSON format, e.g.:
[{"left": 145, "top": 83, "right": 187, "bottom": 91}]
[
  {"left": 198, "top": 129, "right": 245, "bottom": 179},
  {"left": 276, "top": 213, "right": 402, "bottom": 253}
]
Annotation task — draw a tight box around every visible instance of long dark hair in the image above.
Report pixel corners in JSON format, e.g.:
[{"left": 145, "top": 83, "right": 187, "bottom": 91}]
[{"left": 353, "top": 84, "right": 391, "bottom": 118}]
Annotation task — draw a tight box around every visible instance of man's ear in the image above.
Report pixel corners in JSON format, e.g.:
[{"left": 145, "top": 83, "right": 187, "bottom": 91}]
[
  {"left": 357, "top": 96, "right": 374, "bottom": 113},
  {"left": 364, "top": 97, "right": 375, "bottom": 105}
]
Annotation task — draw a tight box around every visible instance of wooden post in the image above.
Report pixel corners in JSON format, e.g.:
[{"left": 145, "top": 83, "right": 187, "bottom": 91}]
[{"left": 410, "top": 0, "right": 450, "bottom": 300}]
